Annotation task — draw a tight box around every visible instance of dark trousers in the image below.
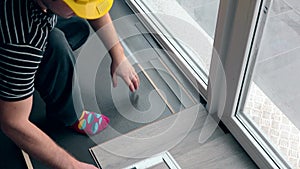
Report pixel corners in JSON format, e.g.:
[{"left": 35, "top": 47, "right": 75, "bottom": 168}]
[{"left": 34, "top": 17, "right": 90, "bottom": 126}]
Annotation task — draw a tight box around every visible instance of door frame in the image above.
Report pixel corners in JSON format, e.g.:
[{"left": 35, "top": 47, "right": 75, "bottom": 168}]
[{"left": 208, "top": 0, "right": 292, "bottom": 168}]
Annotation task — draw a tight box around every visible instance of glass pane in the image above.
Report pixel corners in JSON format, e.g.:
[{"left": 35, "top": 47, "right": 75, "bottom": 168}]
[
  {"left": 130, "top": 0, "right": 220, "bottom": 85},
  {"left": 239, "top": 0, "right": 300, "bottom": 167}
]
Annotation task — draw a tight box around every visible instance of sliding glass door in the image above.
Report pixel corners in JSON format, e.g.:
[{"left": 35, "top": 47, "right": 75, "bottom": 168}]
[
  {"left": 211, "top": 0, "right": 296, "bottom": 168},
  {"left": 237, "top": 0, "right": 300, "bottom": 167},
  {"left": 126, "top": 0, "right": 298, "bottom": 168}
]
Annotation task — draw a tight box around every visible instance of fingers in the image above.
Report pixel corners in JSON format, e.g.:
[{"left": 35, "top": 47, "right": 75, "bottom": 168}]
[
  {"left": 135, "top": 73, "right": 140, "bottom": 89},
  {"left": 112, "top": 70, "right": 139, "bottom": 92},
  {"left": 111, "top": 58, "right": 140, "bottom": 91},
  {"left": 129, "top": 82, "right": 135, "bottom": 92},
  {"left": 125, "top": 72, "right": 139, "bottom": 92},
  {"left": 131, "top": 73, "right": 140, "bottom": 91},
  {"left": 112, "top": 73, "right": 118, "bottom": 88}
]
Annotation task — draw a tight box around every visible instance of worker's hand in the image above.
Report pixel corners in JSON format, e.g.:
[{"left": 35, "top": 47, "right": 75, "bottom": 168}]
[
  {"left": 75, "top": 162, "right": 99, "bottom": 169},
  {"left": 110, "top": 56, "right": 140, "bottom": 92}
]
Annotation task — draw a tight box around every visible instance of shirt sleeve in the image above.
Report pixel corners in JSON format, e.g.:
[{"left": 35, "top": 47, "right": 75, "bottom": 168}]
[{"left": 0, "top": 43, "right": 43, "bottom": 101}]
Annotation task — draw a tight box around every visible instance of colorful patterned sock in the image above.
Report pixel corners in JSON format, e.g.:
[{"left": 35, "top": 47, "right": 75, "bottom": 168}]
[{"left": 71, "top": 111, "right": 110, "bottom": 135}]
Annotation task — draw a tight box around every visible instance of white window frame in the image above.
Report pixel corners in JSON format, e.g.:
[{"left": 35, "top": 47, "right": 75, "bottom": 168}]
[{"left": 209, "top": 0, "right": 292, "bottom": 168}]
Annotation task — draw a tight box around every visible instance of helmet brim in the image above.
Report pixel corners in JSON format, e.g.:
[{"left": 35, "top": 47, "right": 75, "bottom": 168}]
[{"left": 64, "top": 0, "right": 113, "bottom": 19}]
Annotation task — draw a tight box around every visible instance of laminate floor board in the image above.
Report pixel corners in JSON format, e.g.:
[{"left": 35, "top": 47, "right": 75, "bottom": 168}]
[
  {"left": 90, "top": 104, "right": 205, "bottom": 168},
  {"left": 90, "top": 104, "right": 258, "bottom": 169},
  {"left": 171, "top": 134, "right": 257, "bottom": 169},
  {"left": 202, "top": 153, "right": 258, "bottom": 169}
]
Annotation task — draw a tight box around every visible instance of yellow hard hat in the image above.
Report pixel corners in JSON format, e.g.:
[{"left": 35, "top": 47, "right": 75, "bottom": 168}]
[{"left": 64, "top": 0, "right": 114, "bottom": 19}]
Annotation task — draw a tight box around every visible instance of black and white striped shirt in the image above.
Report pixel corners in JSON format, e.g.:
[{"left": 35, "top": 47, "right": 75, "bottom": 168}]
[{"left": 0, "top": 0, "right": 57, "bottom": 101}]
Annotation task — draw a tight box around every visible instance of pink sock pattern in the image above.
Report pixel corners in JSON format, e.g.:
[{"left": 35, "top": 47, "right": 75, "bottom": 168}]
[{"left": 71, "top": 111, "right": 110, "bottom": 135}]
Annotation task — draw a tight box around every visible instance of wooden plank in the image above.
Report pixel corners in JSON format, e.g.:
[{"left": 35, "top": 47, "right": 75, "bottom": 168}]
[
  {"left": 149, "top": 58, "right": 197, "bottom": 107},
  {"left": 138, "top": 63, "right": 176, "bottom": 114},
  {"left": 21, "top": 149, "right": 34, "bottom": 169}
]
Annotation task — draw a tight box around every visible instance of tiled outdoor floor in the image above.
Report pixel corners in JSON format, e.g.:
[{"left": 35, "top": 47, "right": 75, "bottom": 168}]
[{"left": 245, "top": 82, "right": 300, "bottom": 168}]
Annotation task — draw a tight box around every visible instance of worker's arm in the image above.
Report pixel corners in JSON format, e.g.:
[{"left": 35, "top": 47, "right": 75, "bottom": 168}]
[
  {"left": 0, "top": 96, "right": 97, "bottom": 169},
  {"left": 88, "top": 13, "right": 140, "bottom": 92}
]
